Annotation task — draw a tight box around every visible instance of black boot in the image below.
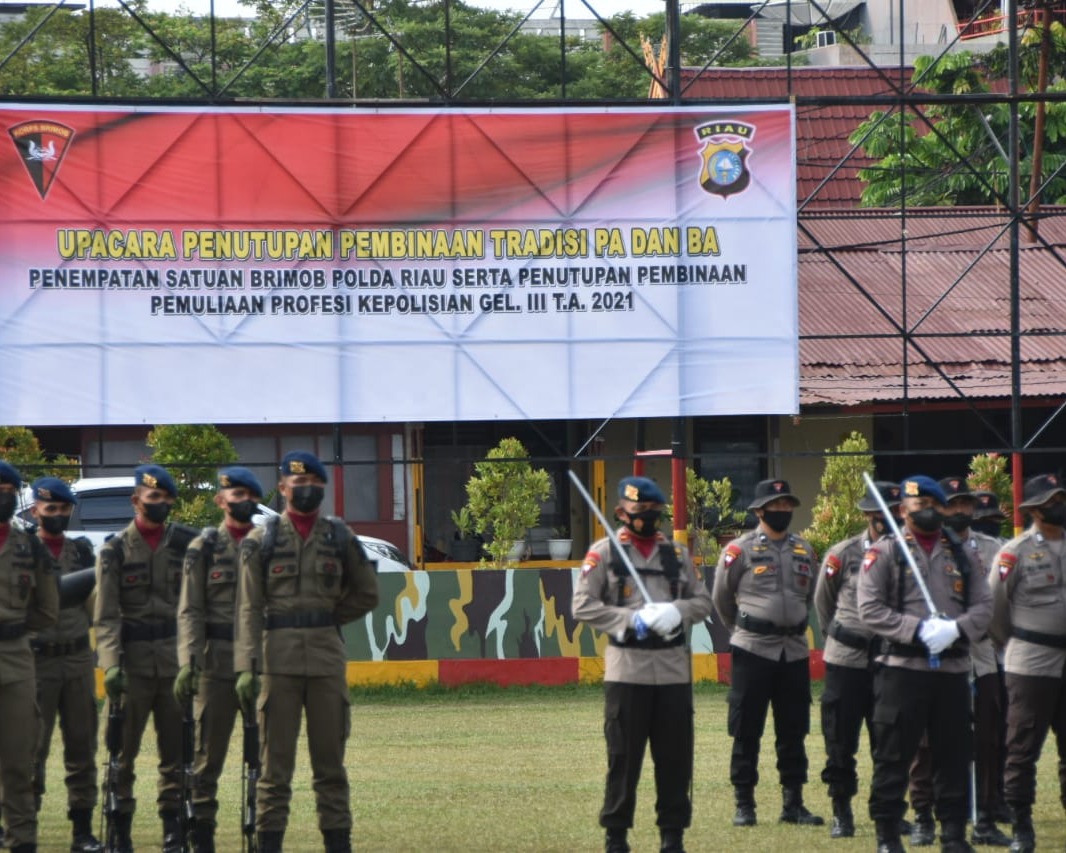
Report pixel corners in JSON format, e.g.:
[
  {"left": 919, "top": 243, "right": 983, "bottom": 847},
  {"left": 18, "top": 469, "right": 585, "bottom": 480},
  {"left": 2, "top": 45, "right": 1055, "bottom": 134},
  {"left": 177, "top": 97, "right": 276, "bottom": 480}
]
[
  {"left": 160, "top": 810, "right": 183, "bottom": 853},
  {"left": 111, "top": 812, "right": 134, "bottom": 853},
  {"left": 604, "top": 827, "right": 630, "bottom": 853},
  {"left": 875, "top": 820, "right": 906, "bottom": 853},
  {"left": 258, "top": 830, "right": 284, "bottom": 853},
  {"left": 941, "top": 820, "right": 977, "bottom": 853},
  {"left": 659, "top": 828, "right": 685, "bottom": 853},
  {"left": 1008, "top": 806, "right": 1035, "bottom": 853},
  {"left": 911, "top": 808, "right": 936, "bottom": 846},
  {"left": 829, "top": 797, "right": 854, "bottom": 839},
  {"left": 733, "top": 787, "right": 756, "bottom": 827},
  {"left": 972, "top": 810, "right": 1012, "bottom": 847},
  {"left": 322, "top": 828, "right": 351, "bottom": 853},
  {"left": 779, "top": 786, "right": 824, "bottom": 826},
  {"left": 68, "top": 807, "right": 103, "bottom": 853},
  {"left": 192, "top": 821, "right": 216, "bottom": 853},
  {"left": 10, "top": 844, "right": 36, "bottom": 853}
]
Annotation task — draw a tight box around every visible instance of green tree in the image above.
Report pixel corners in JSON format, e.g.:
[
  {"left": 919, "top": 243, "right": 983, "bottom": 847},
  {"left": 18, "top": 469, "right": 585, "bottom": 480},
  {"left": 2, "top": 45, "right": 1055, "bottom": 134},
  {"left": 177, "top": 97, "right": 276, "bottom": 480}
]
[
  {"left": 0, "top": 427, "right": 79, "bottom": 482},
  {"left": 800, "top": 430, "right": 875, "bottom": 557},
  {"left": 967, "top": 452, "right": 1013, "bottom": 537},
  {"left": 665, "top": 468, "right": 744, "bottom": 567},
  {"left": 146, "top": 424, "right": 237, "bottom": 527}
]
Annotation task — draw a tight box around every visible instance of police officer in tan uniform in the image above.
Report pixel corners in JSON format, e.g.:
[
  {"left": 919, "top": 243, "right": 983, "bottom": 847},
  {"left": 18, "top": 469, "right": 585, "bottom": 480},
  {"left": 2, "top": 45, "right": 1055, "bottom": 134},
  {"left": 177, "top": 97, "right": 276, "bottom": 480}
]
[
  {"left": 712, "top": 478, "right": 824, "bottom": 829},
  {"left": 28, "top": 477, "right": 102, "bottom": 853},
  {"left": 572, "top": 476, "right": 713, "bottom": 853},
  {"left": 814, "top": 479, "right": 900, "bottom": 839},
  {"left": 176, "top": 466, "right": 264, "bottom": 853},
  {"left": 94, "top": 463, "right": 189, "bottom": 853},
  {"left": 857, "top": 475, "right": 992, "bottom": 853},
  {"left": 0, "top": 461, "right": 59, "bottom": 853},
  {"left": 235, "top": 451, "right": 378, "bottom": 853},
  {"left": 988, "top": 473, "right": 1066, "bottom": 853}
]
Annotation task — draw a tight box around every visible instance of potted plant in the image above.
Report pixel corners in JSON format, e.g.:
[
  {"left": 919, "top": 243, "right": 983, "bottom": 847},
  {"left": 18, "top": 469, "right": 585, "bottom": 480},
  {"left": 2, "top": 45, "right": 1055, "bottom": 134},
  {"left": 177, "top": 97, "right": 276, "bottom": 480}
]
[
  {"left": 547, "top": 526, "right": 573, "bottom": 561},
  {"left": 465, "top": 437, "right": 552, "bottom": 568},
  {"left": 449, "top": 506, "right": 481, "bottom": 562}
]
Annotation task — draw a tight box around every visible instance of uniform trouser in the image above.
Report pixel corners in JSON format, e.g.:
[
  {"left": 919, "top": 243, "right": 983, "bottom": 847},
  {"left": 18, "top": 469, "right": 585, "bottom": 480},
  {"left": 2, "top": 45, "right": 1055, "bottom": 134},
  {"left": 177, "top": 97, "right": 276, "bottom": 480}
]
[
  {"left": 0, "top": 675, "right": 40, "bottom": 847},
  {"left": 727, "top": 646, "right": 811, "bottom": 790},
  {"left": 819, "top": 662, "right": 874, "bottom": 800},
  {"left": 868, "top": 666, "right": 971, "bottom": 825},
  {"left": 599, "top": 681, "right": 694, "bottom": 831},
  {"left": 908, "top": 733, "right": 933, "bottom": 813},
  {"left": 107, "top": 672, "right": 183, "bottom": 815},
  {"left": 33, "top": 654, "right": 99, "bottom": 812},
  {"left": 1002, "top": 671, "right": 1066, "bottom": 809},
  {"left": 973, "top": 671, "right": 1006, "bottom": 813},
  {"left": 192, "top": 672, "right": 239, "bottom": 827},
  {"left": 257, "top": 672, "right": 352, "bottom": 834}
]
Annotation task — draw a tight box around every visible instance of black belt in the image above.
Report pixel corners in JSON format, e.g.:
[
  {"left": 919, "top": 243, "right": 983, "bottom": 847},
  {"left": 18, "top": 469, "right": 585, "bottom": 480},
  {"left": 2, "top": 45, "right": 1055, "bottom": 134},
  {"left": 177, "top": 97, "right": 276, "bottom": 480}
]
[
  {"left": 32, "top": 635, "right": 90, "bottom": 657},
  {"left": 0, "top": 621, "right": 27, "bottom": 641},
  {"left": 883, "top": 641, "right": 968, "bottom": 659},
  {"left": 205, "top": 622, "right": 234, "bottom": 642},
  {"left": 265, "top": 610, "right": 336, "bottom": 630},
  {"left": 121, "top": 619, "right": 177, "bottom": 643},
  {"left": 738, "top": 611, "right": 807, "bottom": 637},
  {"left": 609, "top": 633, "right": 686, "bottom": 650},
  {"left": 828, "top": 620, "right": 871, "bottom": 651},
  {"left": 1011, "top": 626, "right": 1066, "bottom": 649}
]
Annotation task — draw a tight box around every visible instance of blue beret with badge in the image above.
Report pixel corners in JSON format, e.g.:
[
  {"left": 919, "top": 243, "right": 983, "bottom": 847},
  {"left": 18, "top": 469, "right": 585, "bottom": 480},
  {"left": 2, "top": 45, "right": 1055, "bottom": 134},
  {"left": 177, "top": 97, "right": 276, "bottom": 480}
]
[
  {"left": 134, "top": 463, "right": 178, "bottom": 498},
  {"left": 901, "top": 475, "right": 947, "bottom": 506},
  {"left": 0, "top": 460, "right": 22, "bottom": 490},
  {"left": 617, "top": 475, "right": 666, "bottom": 504},
  {"left": 218, "top": 466, "right": 263, "bottom": 497},
  {"left": 280, "top": 450, "right": 328, "bottom": 483},
  {"left": 32, "top": 476, "right": 76, "bottom": 504}
]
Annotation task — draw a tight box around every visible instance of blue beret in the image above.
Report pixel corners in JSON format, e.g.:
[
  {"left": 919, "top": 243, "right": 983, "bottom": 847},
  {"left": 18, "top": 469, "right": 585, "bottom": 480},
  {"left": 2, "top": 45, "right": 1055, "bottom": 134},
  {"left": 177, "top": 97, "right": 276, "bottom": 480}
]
[
  {"left": 901, "top": 475, "right": 947, "bottom": 505},
  {"left": 0, "top": 461, "right": 21, "bottom": 490},
  {"left": 280, "top": 450, "right": 328, "bottom": 483},
  {"left": 31, "top": 476, "right": 75, "bottom": 504},
  {"left": 218, "top": 466, "right": 263, "bottom": 497},
  {"left": 133, "top": 464, "right": 178, "bottom": 498},
  {"left": 618, "top": 476, "right": 666, "bottom": 504}
]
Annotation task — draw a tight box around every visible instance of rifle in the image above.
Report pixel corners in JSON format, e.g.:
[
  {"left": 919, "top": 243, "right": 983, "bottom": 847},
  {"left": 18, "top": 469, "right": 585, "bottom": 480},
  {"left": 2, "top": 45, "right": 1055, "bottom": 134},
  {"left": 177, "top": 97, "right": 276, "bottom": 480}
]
[
  {"left": 180, "top": 657, "right": 197, "bottom": 852},
  {"left": 102, "top": 656, "right": 125, "bottom": 850},
  {"left": 241, "top": 659, "right": 260, "bottom": 853}
]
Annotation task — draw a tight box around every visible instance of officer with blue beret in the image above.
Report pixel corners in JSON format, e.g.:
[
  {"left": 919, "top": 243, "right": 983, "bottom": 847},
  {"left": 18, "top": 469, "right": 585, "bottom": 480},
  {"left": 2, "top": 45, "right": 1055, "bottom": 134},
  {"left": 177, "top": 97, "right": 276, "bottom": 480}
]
[
  {"left": 176, "top": 465, "right": 265, "bottom": 852},
  {"left": 0, "top": 462, "right": 59, "bottom": 853},
  {"left": 858, "top": 474, "right": 992, "bottom": 853},
  {"left": 93, "top": 461, "right": 191, "bottom": 852},
  {"left": 573, "top": 474, "right": 713, "bottom": 853}
]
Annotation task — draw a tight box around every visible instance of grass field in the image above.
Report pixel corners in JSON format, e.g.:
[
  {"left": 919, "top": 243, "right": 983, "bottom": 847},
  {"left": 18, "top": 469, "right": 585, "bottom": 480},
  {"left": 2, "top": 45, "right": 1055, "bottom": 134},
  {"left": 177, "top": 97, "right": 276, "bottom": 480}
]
[{"left": 33, "top": 682, "right": 1066, "bottom": 852}]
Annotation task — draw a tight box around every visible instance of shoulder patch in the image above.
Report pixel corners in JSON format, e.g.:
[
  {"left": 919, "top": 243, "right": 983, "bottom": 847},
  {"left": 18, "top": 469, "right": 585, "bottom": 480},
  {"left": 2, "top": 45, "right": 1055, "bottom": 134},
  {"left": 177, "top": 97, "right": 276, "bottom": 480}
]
[
  {"left": 824, "top": 553, "right": 842, "bottom": 578},
  {"left": 722, "top": 543, "right": 742, "bottom": 568},
  {"left": 580, "top": 550, "right": 600, "bottom": 576},
  {"left": 998, "top": 551, "right": 1017, "bottom": 580},
  {"left": 861, "top": 549, "right": 879, "bottom": 573}
]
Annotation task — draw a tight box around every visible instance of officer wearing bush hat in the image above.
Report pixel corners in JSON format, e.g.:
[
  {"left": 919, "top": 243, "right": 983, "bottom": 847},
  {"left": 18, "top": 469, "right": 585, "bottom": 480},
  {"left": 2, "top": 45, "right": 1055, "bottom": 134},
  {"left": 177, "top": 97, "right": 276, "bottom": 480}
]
[
  {"left": 971, "top": 490, "right": 1008, "bottom": 539},
  {"left": 989, "top": 472, "right": 1066, "bottom": 853},
  {"left": 28, "top": 476, "right": 104, "bottom": 852},
  {"left": 236, "top": 450, "right": 378, "bottom": 853},
  {"left": 176, "top": 465, "right": 264, "bottom": 852},
  {"left": 713, "top": 477, "right": 823, "bottom": 829},
  {"left": 858, "top": 473, "right": 992, "bottom": 853},
  {"left": 0, "top": 462, "right": 58, "bottom": 853},
  {"left": 573, "top": 474, "right": 712, "bottom": 853},
  {"left": 815, "top": 480, "right": 900, "bottom": 839},
  {"left": 94, "top": 461, "right": 190, "bottom": 852}
]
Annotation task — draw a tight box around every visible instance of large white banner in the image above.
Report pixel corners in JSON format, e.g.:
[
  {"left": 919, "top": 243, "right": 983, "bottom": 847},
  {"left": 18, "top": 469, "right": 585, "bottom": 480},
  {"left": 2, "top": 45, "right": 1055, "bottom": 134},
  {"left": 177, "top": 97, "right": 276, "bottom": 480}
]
[{"left": 0, "top": 105, "right": 797, "bottom": 425}]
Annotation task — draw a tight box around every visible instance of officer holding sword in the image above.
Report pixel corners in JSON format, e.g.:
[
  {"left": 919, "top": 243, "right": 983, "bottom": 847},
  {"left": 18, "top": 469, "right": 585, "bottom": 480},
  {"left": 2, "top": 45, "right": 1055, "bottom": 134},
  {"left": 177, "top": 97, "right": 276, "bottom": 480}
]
[{"left": 572, "top": 475, "right": 713, "bottom": 853}]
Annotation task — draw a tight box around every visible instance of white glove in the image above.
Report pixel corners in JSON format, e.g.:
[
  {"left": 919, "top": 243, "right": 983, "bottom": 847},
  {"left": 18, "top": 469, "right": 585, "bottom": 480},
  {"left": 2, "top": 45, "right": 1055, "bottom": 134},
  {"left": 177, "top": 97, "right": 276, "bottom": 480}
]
[
  {"left": 919, "top": 617, "right": 960, "bottom": 655},
  {"left": 644, "top": 602, "right": 683, "bottom": 637}
]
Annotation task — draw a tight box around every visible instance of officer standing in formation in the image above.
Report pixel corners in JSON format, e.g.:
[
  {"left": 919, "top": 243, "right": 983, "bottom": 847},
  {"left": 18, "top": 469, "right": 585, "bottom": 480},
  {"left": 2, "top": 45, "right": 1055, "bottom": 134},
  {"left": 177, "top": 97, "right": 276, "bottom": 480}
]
[
  {"left": 858, "top": 475, "right": 992, "bottom": 853},
  {"left": 814, "top": 480, "right": 901, "bottom": 840},
  {"left": 712, "top": 478, "right": 824, "bottom": 829},
  {"left": 176, "top": 466, "right": 265, "bottom": 853},
  {"left": 572, "top": 475, "right": 713, "bottom": 853},
  {"left": 971, "top": 490, "right": 1009, "bottom": 539},
  {"left": 235, "top": 451, "right": 379, "bottom": 853},
  {"left": 989, "top": 473, "right": 1066, "bottom": 853},
  {"left": 28, "top": 477, "right": 103, "bottom": 853},
  {"left": 94, "top": 463, "right": 187, "bottom": 853},
  {"left": 0, "top": 461, "right": 59, "bottom": 853}
]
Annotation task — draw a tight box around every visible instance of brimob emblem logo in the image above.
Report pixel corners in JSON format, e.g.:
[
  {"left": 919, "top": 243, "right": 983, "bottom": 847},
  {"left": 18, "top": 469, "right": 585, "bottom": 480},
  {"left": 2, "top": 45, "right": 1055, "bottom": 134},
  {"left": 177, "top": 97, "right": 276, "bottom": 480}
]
[
  {"left": 694, "top": 120, "right": 755, "bottom": 198},
  {"left": 8, "top": 119, "right": 75, "bottom": 200}
]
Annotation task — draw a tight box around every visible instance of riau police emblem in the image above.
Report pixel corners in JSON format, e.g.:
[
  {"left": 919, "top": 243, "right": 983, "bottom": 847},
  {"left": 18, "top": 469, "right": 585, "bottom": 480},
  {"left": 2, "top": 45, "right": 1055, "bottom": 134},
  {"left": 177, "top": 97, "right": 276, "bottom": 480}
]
[
  {"left": 694, "top": 120, "right": 755, "bottom": 198},
  {"left": 8, "top": 119, "right": 75, "bottom": 201}
]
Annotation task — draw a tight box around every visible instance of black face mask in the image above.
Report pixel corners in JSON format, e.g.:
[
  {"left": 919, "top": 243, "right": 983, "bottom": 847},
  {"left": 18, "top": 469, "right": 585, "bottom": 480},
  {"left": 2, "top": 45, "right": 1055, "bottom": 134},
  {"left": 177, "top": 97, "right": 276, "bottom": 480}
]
[
  {"left": 1039, "top": 503, "right": 1066, "bottom": 528},
  {"left": 909, "top": 507, "right": 943, "bottom": 533},
  {"left": 290, "top": 485, "right": 325, "bottom": 514},
  {"left": 40, "top": 515, "right": 70, "bottom": 535},
  {"left": 971, "top": 519, "right": 1004, "bottom": 538},
  {"left": 870, "top": 515, "right": 890, "bottom": 538},
  {"left": 942, "top": 512, "right": 971, "bottom": 533},
  {"left": 142, "top": 501, "right": 171, "bottom": 525},
  {"left": 227, "top": 499, "right": 258, "bottom": 524},
  {"left": 761, "top": 509, "right": 793, "bottom": 533},
  {"left": 622, "top": 508, "right": 661, "bottom": 537},
  {"left": 0, "top": 492, "right": 15, "bottom": 523}
]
